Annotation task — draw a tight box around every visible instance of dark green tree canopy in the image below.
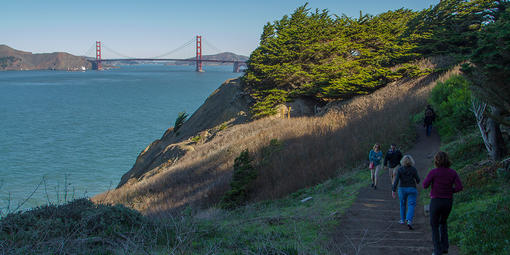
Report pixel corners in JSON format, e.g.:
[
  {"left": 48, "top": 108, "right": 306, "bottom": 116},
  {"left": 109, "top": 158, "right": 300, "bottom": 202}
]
[
  {"left": 463, "top": 1, "right": 510, "bottom": 124},
  {"left": 243, "top": 1, "right": 505, "bottom": 118},
  {"left": 405, "top": 0, "right": 501, "bottom": 56},
  {"left": 244, "top": 5, "right": 424, "bottom": 117}
]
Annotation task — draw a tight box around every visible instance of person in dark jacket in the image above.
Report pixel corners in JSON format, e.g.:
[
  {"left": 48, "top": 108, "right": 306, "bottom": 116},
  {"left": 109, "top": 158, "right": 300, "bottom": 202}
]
[
  {"left": 424, "top": 105, "right": 436, "bottom": 136},
  {"left": 423, "top": 151, "right": 463, "bottom": 255},
  {"left": 384, "top": 144, "right": 403, "bottom": 184},
  {"left": 392, "top": 155, "right": 420, "bottom": 230}
]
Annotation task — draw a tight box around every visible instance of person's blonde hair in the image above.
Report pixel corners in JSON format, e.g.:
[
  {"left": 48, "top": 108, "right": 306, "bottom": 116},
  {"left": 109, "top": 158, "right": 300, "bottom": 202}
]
[
  {"left": 373, "top": 143, "right": 381, "bottom": 150},
  {"left": 400, "top": 155, "right": 415, "bottom": 167}
]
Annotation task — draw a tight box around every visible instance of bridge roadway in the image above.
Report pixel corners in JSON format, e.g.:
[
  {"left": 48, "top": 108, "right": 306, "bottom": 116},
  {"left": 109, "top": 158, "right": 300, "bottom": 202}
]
[
  {"left": 97, "top": 58, "right": 246, "bottom": 63},
  {"left": 92, "top": 58, "right": 247, "bottom": 72}
]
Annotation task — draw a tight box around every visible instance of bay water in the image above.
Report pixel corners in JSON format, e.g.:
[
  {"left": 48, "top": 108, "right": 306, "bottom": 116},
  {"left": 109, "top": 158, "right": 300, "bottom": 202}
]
[{"left": 0, "top": 65, "right": 241, "bottom": 210}]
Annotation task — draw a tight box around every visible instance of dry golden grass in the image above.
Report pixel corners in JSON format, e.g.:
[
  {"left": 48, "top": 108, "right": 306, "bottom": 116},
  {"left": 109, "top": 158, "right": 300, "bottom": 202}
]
[{"left": 93, "top": 63, "right": 461, "bottom": 215}]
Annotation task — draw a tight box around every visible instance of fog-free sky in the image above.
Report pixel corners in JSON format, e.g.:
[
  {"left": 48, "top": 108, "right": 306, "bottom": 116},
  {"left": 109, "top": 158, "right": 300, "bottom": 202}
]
[{"left": 1, "top": 0, "right": 439, "bottom": 58}]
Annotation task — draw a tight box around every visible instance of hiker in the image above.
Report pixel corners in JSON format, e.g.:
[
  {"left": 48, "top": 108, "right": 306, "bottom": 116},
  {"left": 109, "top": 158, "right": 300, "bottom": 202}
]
[
  {"left": 423, "top": 151, "right": 463, "bottom": 255},
  {"left": 368, "top": 143, "right": 383, "bottom": 189},
  {"left": 384, "top": 143, "right": 403, "bottom": 184},
  {"left": 424, "top": 105, "right": 436, "bottom": 136},
  {"left": 392, "top": 155, "right": 420, "bottom": 230}
]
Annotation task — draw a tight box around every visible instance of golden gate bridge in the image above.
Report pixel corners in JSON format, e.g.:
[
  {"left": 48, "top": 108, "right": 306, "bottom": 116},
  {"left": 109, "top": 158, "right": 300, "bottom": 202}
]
[{"left": 87, "top": 36, "right": 247, "bottom": 72}]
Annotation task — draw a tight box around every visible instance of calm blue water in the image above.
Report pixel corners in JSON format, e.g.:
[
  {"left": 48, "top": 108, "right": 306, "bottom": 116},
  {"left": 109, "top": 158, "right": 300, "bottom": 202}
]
[{"left": 0, "top": 65, "right": 241, "bottom": 210}]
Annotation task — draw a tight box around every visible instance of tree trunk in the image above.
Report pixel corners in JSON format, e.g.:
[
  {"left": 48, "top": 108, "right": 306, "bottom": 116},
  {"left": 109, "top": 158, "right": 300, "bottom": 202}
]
[
  {"left": 472, "top": 100, "right": 492, "bottom": 155},
  {"left": 471, "top": 100, "right": 508, "bottom": 160},
  {"left": 487, "top": 106, "right": 508, "bottom": 160}
]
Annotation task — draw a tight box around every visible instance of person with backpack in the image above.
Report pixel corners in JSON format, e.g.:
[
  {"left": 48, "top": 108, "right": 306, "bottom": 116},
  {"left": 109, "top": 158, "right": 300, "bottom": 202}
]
[
  {"left": 368, "top": 143, "right": 383, "bottom": 190},
  {"left": 423, "top": 151, "right": 463, "bottom": 255},
  {"left": 384, "top": 143, "right": 403, "bottom": 184},
  {"left": 392, "top": 155, "right": 420, "bottom": 230},
  {"left": 424, "top": 105, "right": 436, "bottom": 136}
]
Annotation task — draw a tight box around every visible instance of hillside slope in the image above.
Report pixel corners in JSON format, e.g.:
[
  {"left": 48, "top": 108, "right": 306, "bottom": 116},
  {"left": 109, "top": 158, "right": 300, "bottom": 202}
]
[
  {"left": 93, "top": 58, "right": 458, "bottom": 215},
  {"left": 117, "top": 78, "right": 254, "bottom": 188},
  {"left": 0, "top": 45, "right": 91, "bottom": 71}
]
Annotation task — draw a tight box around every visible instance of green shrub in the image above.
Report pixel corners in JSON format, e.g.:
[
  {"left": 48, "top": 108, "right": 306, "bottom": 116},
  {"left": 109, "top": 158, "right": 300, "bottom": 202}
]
[
  {"left": 450, "top": 195, "right": 510, "bottom": 255},
  {"left": 191, "top": 135, "right": 201, "bottom": 143},
  {"left": 221, "top": 149, "right": 257, "bottom": 209},
  {"left": 441, "top": 131, "right": 486, "bottom": 168},
  {"left": 429, "top": 75, "right": 475, "bottom": 140}
]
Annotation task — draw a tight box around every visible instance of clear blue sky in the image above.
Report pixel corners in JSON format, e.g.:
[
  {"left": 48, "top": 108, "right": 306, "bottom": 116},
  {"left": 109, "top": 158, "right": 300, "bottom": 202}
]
[{"left": 1, "top": 0, "right": 439, "bottom": 58}]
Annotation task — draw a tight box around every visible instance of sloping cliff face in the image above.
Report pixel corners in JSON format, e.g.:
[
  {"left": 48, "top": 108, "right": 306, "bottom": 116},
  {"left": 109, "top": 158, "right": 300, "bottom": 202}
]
[
  {"left": 117, "top": 78, "right": 254, "bottom": 188},
  {"left": 0, "top": 45, "right": 91, "bottom": 70}
]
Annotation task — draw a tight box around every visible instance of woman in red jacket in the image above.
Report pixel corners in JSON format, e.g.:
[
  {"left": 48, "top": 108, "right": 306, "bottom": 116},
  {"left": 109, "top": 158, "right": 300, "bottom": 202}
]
[{"left": 423, "top": 151, "right": 463, "bottom": 255}]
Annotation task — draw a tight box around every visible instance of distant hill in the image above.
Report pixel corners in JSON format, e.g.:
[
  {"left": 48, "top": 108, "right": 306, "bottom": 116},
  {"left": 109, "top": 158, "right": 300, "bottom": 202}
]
[
  {"left": 0, "top": 45, "right": 91, "bottom": 71},
  {"left": 194, "top": 52, "right": 248, "bottom": 62}
]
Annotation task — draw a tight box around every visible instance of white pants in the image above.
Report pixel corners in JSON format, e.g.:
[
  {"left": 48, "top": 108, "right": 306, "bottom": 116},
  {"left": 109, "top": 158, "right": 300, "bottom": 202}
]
[{"left": 371, "top": 164, "right": 381, "bottom": 185}]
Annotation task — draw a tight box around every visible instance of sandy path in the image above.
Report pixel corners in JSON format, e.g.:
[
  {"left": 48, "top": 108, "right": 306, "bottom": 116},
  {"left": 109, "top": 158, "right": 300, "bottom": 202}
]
[{"left": 329, "top": 127, "right": 460, "bottom": 255}]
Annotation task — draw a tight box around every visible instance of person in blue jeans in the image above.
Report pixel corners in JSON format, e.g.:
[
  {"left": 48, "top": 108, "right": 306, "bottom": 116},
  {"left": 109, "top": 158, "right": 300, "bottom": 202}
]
[{"left": 392, "top": 155, "right": 420, "bottom": 230}]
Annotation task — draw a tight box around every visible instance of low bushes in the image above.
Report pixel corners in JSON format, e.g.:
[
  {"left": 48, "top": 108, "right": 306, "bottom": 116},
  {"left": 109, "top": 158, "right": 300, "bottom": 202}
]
[
  {"left": 0, "top": 198, "right": 175, "bottom": 254},
  {"left": 428, "top": 75, "right": 475, "bottom": 140},
  {"left": 448, "top": 167, "right": 510, "bottom": 255},
  {"left": 452, "top": 195, "right": 510, "bottom": 255}
]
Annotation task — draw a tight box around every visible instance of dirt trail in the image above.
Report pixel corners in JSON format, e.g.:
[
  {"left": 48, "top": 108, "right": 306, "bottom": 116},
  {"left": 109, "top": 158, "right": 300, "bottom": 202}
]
[{"left": 330, "top": 127, "right": 460, "bottom": 255}]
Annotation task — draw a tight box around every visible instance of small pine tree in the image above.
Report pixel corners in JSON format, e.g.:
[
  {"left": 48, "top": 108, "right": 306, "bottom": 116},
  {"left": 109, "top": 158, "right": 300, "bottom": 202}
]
[
  {"left": 173, "top": 111, "right": 188, "bottom": 133},
  {"left": 220, "top": 149, "right": 257, "bottom": 209}
]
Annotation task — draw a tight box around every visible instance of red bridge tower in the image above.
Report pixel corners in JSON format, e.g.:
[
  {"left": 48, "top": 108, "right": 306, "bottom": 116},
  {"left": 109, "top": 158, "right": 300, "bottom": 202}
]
[
  {"left": 95, "top": 41, "right": 102, "bottom": 70},
  {"left": 196, "top": 35, "right": 203, "bottom": 72}
]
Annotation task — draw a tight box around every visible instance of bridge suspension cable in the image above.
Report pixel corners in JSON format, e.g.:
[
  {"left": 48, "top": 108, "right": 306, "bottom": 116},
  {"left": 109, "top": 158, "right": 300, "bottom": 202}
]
[
  {"left": 91, "top": 37, "right": 210, "bottom": 60},
  {"left": 202, "top": 38, "right": 223, "bottom": 54},
  {"left": 101, "top": 44, "right": 136, "bottom": 59},
  {"left": 84, "top": 43, "right": 96, "bottom": 58},
  {"left": 147, "top": 38, "right": 195, "bottom": 59}
]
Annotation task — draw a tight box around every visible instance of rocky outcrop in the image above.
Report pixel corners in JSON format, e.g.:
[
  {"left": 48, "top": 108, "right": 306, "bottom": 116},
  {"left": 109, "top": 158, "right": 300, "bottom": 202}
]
[
  {"left": 0, "top": 45, "right": 91, "bottom": 71},
  {"left": 274, "top": 97, "right": 319, "bottom": 118},
  {"left": 117, "top": 78, "right": 254, "bottom": 187}
]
